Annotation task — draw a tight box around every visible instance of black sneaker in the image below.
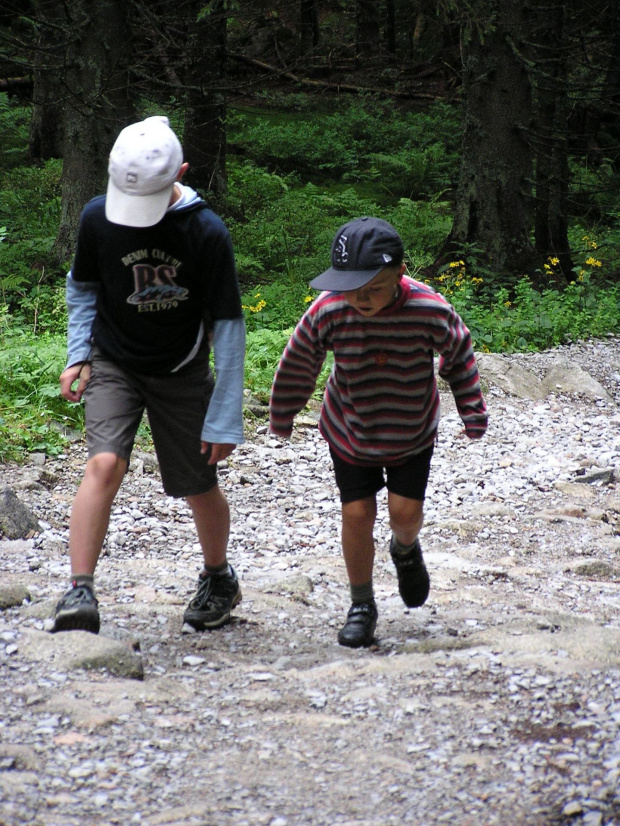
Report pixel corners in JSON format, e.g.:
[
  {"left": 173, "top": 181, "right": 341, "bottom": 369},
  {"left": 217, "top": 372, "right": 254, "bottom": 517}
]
[
  {"left": 183, "top": 565, "right": 242, "bottom": 631},
  {"left": 337, "top": 601, "right": 378, "bottom": 648},
  {"left": 52, "top": 581, "right": 100, "bottom": 634},
  {"left": 390, "top": 535, "right": 430, "bottom": 608}
]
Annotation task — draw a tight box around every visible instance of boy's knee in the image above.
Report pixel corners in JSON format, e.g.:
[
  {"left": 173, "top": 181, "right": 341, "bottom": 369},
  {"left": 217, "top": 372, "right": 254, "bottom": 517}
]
[
  {"left": 388, "top": 496, "right": 424, "bottom": 530},
  {"left": 85, "top": 452, "right": 127, "bottom": 486},
  {"left": 342, "top": 497, "right": 377, "bottom": 525}
]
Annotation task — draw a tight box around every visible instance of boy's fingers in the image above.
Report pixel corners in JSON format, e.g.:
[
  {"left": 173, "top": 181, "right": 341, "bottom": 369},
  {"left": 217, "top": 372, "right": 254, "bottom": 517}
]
[{"left": 59, "top": 363, "right": 91, "bottom": 402}]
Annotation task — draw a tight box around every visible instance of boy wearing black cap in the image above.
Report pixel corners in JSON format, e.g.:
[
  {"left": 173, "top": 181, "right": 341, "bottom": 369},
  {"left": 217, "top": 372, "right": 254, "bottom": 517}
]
[
  {"left": 52, "top": 116, "right": 245, "bottom": 635},
  {"left": 270, "top": 217, "right": 487, "bottom": 648}
]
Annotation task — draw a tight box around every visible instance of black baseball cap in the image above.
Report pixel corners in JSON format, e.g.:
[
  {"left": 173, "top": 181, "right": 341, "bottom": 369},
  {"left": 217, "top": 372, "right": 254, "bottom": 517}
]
[{"left": 310, "top": 216, "right": 404, "bottom": 291}]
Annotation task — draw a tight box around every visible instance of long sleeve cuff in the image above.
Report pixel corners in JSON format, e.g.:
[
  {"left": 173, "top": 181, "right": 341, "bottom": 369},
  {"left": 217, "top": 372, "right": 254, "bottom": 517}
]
[{"left": 201, "top": 317, "right": 246, "bottom": 444}]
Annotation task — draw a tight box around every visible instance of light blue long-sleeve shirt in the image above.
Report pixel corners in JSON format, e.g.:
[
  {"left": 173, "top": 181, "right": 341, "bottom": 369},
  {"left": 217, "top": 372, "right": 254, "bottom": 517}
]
[{"left": 65, "top": 185, "right": 245, "bottom": 445}]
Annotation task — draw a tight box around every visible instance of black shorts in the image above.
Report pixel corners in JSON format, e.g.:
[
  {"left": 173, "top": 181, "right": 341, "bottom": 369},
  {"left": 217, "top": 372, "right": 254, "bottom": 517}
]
[
  {"left": 329, "top": 445, "right": 434, "bottom": 504},
  {"left": 83, "top": 346, "right": 217, "bottom": 498}
]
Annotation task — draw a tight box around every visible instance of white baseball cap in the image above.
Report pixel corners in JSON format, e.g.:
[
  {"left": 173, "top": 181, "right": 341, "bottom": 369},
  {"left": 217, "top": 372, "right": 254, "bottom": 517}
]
[{"left": 105, "top": 116, "right": 183, "bottom": 227}]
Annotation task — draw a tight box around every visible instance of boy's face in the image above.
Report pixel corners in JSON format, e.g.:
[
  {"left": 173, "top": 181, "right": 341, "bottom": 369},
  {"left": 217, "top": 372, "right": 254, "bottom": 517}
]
[{"left": 342, "top": 264, "right": 406, "bottom": 316}]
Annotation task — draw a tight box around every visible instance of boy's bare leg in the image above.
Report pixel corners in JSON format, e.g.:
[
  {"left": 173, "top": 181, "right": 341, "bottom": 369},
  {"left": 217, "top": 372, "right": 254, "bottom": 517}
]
[
  {"left": 341, "top": 496, "right": 377, "bottom": 585},
  {"left": 186, "top": 485, "right": 230, "bottom": 568},
  {"left": 387, "top": 492, "right": 424, "bottom": 546},
  {"left": 53, "top": 452, "right": 126, "bottom": 633},
  {"left": 338, "top": 496, "right": 378, "bottom": 647},
  {"left": 387, "top": 492, "right": 429, "bottom": 608},
  {"left": 68, "top": 453, "right": 127, "bottom": 575},
  {"left": 183, "top": 486, "right": 241, "bottom": 631}
]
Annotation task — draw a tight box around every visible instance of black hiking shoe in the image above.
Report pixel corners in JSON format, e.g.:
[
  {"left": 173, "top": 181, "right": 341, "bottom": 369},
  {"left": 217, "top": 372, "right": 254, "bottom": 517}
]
[
  {"left": 52, "top": 581, "right": 100, "bottom": 634},
  {"left": 337, "top": 601, "right": 378, "bottom": 648},
  {"left": 183, "top": 565, "right": 242, "bottom": 631},
  {"left": 390, "top": 536, "right": 430, "bottom": 608}
]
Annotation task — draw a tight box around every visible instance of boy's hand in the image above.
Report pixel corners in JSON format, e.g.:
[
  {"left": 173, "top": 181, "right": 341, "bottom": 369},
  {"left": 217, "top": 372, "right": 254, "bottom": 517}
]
[
  {"left": 458, "top": 427, "right": 485, "bottom": 440},
  {"left": 201, "top": 442, "right": 236, "bottom": 465},
  {"left": 60, "top": 363, "right": 91, "bottom": 403}
]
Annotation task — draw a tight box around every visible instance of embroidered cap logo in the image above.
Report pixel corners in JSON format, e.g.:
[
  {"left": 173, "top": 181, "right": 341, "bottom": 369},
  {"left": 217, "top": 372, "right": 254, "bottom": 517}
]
[{"left": 334, "top": 233, "right": 349, "bottom": 266}]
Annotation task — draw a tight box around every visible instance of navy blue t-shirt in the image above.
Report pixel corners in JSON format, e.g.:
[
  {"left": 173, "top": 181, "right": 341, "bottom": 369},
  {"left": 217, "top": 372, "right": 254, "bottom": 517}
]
[{"left": 71, "top": 195, "right": 242, "bottom": 375}]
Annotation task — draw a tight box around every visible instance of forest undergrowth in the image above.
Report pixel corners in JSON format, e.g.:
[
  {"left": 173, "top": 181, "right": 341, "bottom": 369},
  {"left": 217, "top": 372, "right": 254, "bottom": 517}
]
[{"left": 1, "top": 91, "right": 619, "bottom": 461}]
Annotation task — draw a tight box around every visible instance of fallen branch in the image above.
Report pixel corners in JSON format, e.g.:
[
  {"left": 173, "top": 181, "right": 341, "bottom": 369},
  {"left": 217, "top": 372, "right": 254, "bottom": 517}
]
[
  {"left": 229, "top": 53, "right": 442, "bottom": 101},
  {"left": 0, "top": 76, "right": 33, "bottom": 92}
]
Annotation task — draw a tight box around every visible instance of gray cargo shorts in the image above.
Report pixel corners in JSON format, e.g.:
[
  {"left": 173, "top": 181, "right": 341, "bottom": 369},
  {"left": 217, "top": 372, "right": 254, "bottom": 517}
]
[{"left": 83, "top": 346, "right": 217, "bottom": 498}]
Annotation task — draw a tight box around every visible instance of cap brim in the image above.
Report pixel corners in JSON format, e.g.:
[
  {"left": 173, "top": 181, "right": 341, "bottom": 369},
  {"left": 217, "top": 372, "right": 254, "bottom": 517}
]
[
  {"left": 309, "top": 266, "right": 382, "bottom": 292},
  {"left": 105, "top": 178, "right": 173, "bottom": 228}
]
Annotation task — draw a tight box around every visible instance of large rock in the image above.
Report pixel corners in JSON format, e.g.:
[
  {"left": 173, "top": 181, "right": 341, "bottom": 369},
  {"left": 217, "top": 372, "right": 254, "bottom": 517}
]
[
  {"left": 18, "top": 628, "right": 144, "bottom": 680},
  {"left": 541, "top": 359, "right": 611, "bottom": 400},
  {"left": 476, "top": 354, "right": 545, "bottom": 400},
  {"left": 0, "top": 488, "right": 41, "bottom": 539},
  {"left": 477, "top": 353, "right": 612, "bottom": 401},
  {"left": 0, "top": 583, "right": 30, "bottom": 610}
]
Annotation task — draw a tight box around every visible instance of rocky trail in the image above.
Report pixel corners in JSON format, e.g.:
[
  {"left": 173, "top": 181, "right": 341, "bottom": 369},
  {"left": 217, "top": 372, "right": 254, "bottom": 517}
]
[{"left": 1, "top": 338, "right": 620, "bottom": 826}]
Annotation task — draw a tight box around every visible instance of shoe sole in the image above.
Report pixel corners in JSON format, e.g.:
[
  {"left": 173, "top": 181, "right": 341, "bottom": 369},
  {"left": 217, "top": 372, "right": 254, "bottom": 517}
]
[
  {"left": 337, "top": 631, "right": 375, "bottom": 648},
  {"left": 52, "top": 610, "right": 100, "bottom": 634},
  {"left": 183, "top": 589, "right": 242, "bottom": 631}
]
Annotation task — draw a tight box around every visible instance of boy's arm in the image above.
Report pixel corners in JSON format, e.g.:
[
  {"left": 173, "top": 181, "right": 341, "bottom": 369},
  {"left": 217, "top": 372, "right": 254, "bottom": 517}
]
[
  {"left": 65, "top": 271, "right": 98, "bottom": 369},
  {"left": 201, "top": 316, "right": 246, "bottom": 448},
  {"left": 269, "top": 314, "right": 327, "bottom": 438},
  {"left": 437, "top": 307, "right": 488, "bottom": 439}
]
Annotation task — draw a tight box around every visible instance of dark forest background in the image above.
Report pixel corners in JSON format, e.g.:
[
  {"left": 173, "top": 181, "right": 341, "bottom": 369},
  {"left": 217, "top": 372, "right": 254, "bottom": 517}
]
[{"left": 1, "top": 0, "right": 620, "bottom": 459}]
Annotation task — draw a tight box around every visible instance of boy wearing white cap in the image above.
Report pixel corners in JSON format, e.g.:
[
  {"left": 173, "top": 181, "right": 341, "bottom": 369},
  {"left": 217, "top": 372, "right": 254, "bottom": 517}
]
[
  {"left": 53, "top": 116, "right": 245, "bottom": 635},
  {"left": 270, "top": 217, "right": 487, "bottom": 648}
]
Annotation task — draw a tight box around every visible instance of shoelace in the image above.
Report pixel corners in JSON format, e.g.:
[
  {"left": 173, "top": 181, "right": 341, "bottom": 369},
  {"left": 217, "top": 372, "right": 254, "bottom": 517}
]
[{"left": 64, "top": 585, "right": 98, "bottom": 607}]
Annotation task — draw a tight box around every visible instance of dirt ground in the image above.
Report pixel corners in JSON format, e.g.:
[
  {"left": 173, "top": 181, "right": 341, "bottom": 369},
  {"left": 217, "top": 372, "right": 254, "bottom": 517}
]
[{"left": 1, "top": 339, "right": 620, "bottom": 826}]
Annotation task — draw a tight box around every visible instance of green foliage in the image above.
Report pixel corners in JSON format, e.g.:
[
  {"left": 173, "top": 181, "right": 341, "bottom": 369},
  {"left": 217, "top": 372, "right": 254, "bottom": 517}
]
[
  {"left": 0, "top": 94, "right": 30, "bottom": 170},
  {"left": 2, "top": 92, "right": 620, "bottom": 460},
  {"left": 228, "top": 173, "right": 384, "bottom": 283},
  {"left": 0, "top": 326, "right": 82, "bottom": 461},
  {"left": 228, "top": 98, "right": 460, "bottom": 197},
  {"left": 428, "top": 262, "right": 620, "bottom": 353},
  {"left": 0, "top": 154, "right": 63, "bottom": 328},
  {"left": 387, "top": 197, "right": 453, "bottom": 268},
  {"left": 244, "top": 328, "right": 292, "bottom": 403},
  {"left": 245, "top": 326, "right": 334, "bottom": 404},
  {"left": 242, "top": 280, "right": 314, "bottom": 333},
  {"left": 568, "top": 219, "right": 620, "bottom": 276}
]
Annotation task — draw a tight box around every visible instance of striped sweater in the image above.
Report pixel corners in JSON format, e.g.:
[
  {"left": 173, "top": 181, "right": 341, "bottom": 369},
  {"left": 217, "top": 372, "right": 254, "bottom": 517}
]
[{"left": 269, "top": 276, "right": 488, "bottom": 465}]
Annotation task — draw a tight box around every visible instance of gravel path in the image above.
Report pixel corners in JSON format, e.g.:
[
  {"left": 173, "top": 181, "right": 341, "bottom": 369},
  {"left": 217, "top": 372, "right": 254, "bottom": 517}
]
[{"left": 1, "top": 338, "right": 620, "bottom": 826}]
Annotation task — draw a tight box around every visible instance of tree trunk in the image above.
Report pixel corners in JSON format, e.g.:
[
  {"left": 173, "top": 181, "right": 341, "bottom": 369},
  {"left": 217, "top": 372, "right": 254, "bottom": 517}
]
[
  {"left": 183, "top": 0, "right": 228, "bottom": 198},
  {"left": 356, "top": 0, "right": 381, "bottom": 59},
  {"left": 531, "top": 1, "right": 573, "bottom": 283},
  {"left": 386, "top": 0, "right": 396, "bottom": 54},
  {"left": 447, "top": 0, "right": 538, "bottom": 278},
  {"left": 53, "top": 0, "right": 134, "bottom": 266},
  {"left": 28, "top": 0, "right": 64, "bottom": 161},
  {"left": 300, "top": 0, "right": 320, "bottom": 53}
]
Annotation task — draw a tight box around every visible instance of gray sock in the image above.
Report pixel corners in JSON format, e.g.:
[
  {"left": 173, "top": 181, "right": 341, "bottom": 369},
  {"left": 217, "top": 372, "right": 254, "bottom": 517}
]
[
  {"left": 392, "top": 535, "right": 420, "bottom": 557},
  {"left": 71, "top": 574, "right": 95, "bottom": 591},
  {"left": 350, "top": 581, "right": 374, "bottom": 604}
]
